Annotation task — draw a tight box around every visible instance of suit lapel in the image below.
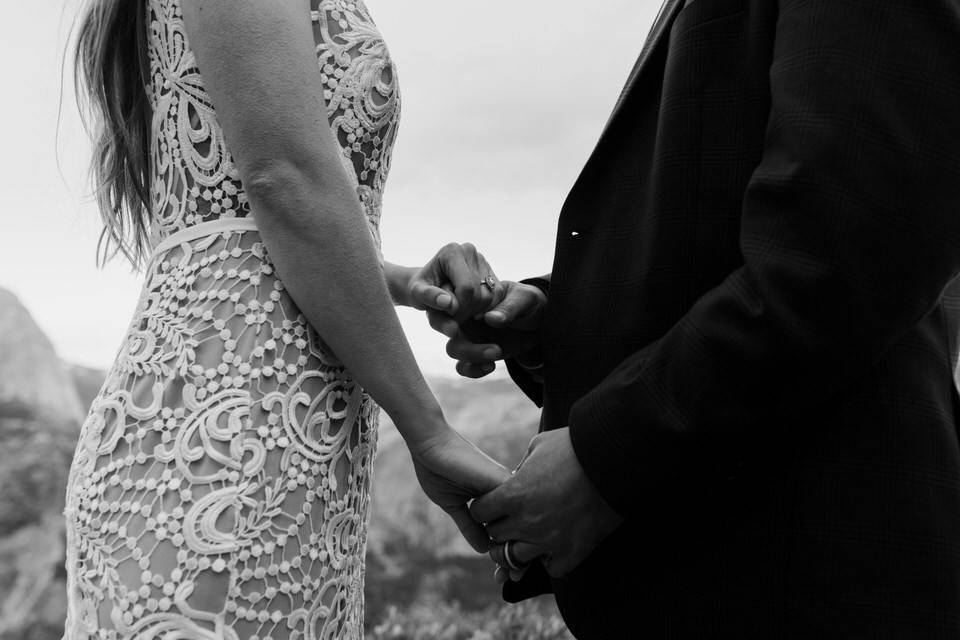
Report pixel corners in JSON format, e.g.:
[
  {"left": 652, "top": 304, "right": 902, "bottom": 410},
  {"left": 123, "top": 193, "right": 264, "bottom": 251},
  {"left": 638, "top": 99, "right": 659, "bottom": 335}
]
[
  {"left": 600, "top": 0, "right": 686, "bottom": 136},
  {"left": 561, "top": 0, "right": 687, "bottom": 216}
]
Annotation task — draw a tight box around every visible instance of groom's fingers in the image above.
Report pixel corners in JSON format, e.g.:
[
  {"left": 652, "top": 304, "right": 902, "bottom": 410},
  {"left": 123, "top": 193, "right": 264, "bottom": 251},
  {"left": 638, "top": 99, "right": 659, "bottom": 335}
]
[
  {"left": 446, "top": 337, "right": 502, "bottom": 364},
  {"left": 446, "top": 504, "right": 493, "bottom": 553},
  {"left": 509, "top": 544, "right": 538, "bottom": 582},
  {"left": 427, "top": 309, "right": 460, "bottom": 338},
  {"left": 493, "top": 563, "right": 528, "bottom": 584},
  {"left": 510, "top": 541, "right": 543, "bottom": 567},
  {"left": 456, "top": 361, "right": 497, "bottom": 379},
  {"left": 484, "top": 283, "right": 546, "bottom": 331},
  {"left": 470, "top": 485, "right": 514, "bottom": 528},
  {"left": 484, "top": 518, "right": 524, "bottom": 544},
  {"left": 489, "top": 541, "right": 543, "bottom": 568},
  {"left": 489, "top": 542, "right": 543, "bottom": 583},
  {"left": 509, "top": 566, "right": 530, "bottom": 583}
]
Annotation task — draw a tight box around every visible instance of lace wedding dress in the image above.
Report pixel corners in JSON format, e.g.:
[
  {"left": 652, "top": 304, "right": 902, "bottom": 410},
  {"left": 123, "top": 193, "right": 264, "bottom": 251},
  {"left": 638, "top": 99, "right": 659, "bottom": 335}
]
[{"left": 63, "top": 0, "right": 400, "bottom": 637}]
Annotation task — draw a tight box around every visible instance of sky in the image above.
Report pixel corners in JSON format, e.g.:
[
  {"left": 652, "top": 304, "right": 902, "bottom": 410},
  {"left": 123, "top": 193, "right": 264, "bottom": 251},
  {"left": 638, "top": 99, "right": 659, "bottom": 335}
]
[{"left": 0, "top": 1, "right": 659, "bottom": 376}]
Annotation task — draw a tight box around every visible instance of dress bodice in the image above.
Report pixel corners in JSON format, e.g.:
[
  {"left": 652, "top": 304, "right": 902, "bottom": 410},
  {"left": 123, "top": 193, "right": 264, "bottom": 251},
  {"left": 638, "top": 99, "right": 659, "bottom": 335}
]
[{"left": 146, "top": 0, "right": 401, "bottom": 251}]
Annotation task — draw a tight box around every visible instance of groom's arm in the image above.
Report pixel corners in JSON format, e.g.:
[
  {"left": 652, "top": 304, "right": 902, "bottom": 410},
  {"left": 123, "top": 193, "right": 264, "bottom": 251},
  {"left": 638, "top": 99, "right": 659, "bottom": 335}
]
[{"left": 568, "top": 0, "right": 960, "bottom": 515}]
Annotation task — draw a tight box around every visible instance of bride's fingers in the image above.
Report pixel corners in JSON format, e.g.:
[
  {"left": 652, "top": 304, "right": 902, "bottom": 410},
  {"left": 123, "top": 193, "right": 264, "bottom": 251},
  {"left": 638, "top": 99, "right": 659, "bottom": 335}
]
[
  {"left": 484, "top": 516, "right": 528, "bottom": 544},
  {"left": 471, "top": 253, "right": 505, "bottom": 311},
  {"left": 446, "top": 504, "right": 492, "bottom": 553},
  {"left": 442, "top": 250, "right": 492, "bottom": 323},
  {"left": 456, "top": 360, "right": 496, "bottom": 379},
  {"left": 410, "top": 280, "right": 457, "bottom": 314}
]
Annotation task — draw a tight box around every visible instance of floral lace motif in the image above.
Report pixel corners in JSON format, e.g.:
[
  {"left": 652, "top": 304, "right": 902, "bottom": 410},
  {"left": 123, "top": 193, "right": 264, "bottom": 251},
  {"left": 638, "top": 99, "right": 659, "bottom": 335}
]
[
  {"left": 146, "top": 0, "right": 400, "bottom": 251},
  {"left": 63, "top": 1, "right": 400, "bottom": 638}
]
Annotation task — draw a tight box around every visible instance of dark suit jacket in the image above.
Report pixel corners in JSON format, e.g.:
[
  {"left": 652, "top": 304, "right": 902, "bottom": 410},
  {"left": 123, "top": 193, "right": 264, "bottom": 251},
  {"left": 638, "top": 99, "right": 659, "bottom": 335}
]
[{"left": 505, "top": 0, "right": 960, "bottom": 637}]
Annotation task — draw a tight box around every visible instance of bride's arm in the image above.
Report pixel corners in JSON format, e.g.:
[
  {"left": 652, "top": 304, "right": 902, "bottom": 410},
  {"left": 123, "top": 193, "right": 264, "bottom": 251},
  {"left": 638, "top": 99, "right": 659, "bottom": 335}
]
[{"left": 178, "top": 0, "right": 444, "bottom": 448}]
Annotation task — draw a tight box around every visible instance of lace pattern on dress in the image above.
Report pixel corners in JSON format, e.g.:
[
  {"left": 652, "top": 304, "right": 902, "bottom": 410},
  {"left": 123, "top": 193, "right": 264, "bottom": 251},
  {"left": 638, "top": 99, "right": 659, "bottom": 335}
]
[
  {"left": 65, "top": 232, "right": 380, "bottom": 639},
  {"left": 63, "top": 0, "right": 400, "bottom": 638},
  {"left": 146, "top": 0, "right": 400, "bottom": 252}
]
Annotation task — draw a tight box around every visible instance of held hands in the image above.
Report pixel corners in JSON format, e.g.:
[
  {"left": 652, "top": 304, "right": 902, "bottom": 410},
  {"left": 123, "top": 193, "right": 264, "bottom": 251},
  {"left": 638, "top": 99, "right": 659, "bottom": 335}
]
[
  {"left": 471, "top": 428, "right": 624, "bottom": 580},
  {"left": 428, "top": 280, "right": 546, "bottom": 378},
  {"left": 405, "top": 242, "right": 547, "bottom": 378},
  {"left": 408, "top": 241, "right": 594, "bottom": 576},
  {"left": 405, "top": 243, "right": 504, "bottom": 324},
  {"left": 408, "top": 425, "right": 512, "bottom": 552},
  {"left": 400, "top": 243, "right": 537, "bottom": 553}
]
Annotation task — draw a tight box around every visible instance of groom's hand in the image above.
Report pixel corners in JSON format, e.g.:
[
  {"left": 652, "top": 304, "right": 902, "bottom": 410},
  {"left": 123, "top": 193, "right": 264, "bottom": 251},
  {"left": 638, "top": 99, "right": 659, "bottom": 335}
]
[
  {"left": 429, "top": 280, "right": 547, "bottom": 378},
  {"left": 470, "top": 427, "right": 623, "bottom": 579},
  {"left": 406, "top": 243, "right": 503, "bottom": 324}
]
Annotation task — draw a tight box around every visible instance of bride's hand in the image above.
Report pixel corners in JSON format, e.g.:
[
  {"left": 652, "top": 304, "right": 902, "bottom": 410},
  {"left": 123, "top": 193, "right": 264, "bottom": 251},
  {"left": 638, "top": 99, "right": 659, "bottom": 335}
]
[
  {"left": 405, "top": 243, "right": 505, "bottom": 324},
  {"left": 409, "top": 427, "right": 511, "bottom": 552}
]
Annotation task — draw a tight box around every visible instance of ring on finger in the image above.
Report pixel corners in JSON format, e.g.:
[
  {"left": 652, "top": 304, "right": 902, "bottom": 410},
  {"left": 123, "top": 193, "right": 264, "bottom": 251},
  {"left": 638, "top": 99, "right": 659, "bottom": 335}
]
[
  {"left": 503, "top": 540, "right": 525, "bottom": 572},
  {"left": 480, "top": 274, "right": 498, "bottom": 290}
]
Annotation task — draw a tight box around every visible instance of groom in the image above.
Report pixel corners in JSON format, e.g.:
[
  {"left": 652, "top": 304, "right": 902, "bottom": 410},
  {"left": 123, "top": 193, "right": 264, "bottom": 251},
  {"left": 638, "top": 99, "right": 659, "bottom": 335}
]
[{"left": 410, "top": 0, "right": 960, "bottom": 637}]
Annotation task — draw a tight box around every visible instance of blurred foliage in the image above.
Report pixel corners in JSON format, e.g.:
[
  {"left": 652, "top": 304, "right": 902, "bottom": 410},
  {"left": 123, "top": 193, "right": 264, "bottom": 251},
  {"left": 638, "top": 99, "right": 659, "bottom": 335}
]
[
  {"left": 362, "top": 477, "right": 573, "bottom": 639},
  {"left": 368, "top": 600, "right": 573, "bottom": 640}
]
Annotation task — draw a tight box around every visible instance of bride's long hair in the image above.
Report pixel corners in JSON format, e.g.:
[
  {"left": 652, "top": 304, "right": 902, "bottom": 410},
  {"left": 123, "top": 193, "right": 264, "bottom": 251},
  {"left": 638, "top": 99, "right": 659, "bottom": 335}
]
[{"left": 74, "top": 0, "right": 152, "bottom": 267}]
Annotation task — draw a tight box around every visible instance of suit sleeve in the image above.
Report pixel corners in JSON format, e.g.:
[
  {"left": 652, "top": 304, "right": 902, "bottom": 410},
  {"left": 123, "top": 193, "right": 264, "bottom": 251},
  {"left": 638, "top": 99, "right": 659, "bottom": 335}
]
[
  {"left": 568, "top": 0, "right": 960, "bottom": 515},
  {"left": 505, "top": 275, "right": 551, "bottom": 407}
]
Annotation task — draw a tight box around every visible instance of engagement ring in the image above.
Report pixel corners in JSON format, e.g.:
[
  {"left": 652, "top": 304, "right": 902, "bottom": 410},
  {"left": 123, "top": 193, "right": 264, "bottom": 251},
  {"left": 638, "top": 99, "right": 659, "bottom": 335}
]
[{"left": 481, "top": 274, "right": 498, "bottom": 290}]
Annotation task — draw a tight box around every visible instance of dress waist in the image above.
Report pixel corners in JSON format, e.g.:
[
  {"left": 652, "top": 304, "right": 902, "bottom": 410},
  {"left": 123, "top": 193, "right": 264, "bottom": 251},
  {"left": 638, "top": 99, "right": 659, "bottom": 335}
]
[{"left": 150, "top": 217, "right": 260, "bottom": 259}]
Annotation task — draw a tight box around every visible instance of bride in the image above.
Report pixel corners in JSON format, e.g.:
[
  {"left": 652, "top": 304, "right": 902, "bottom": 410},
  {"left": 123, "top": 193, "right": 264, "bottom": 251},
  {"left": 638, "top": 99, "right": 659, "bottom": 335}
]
[{"left": 64, "top": 0, "right": 509, "bottom": 637}]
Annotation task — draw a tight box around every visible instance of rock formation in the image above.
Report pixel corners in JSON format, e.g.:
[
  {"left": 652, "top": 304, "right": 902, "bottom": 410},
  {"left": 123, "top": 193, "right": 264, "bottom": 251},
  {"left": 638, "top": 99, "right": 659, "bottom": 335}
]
[
  {"left": 0, "top": 289, "right": 83, "bottom": 426},
  {"left": 0, "top": 289, "right": 84, "bottom": 640}
]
